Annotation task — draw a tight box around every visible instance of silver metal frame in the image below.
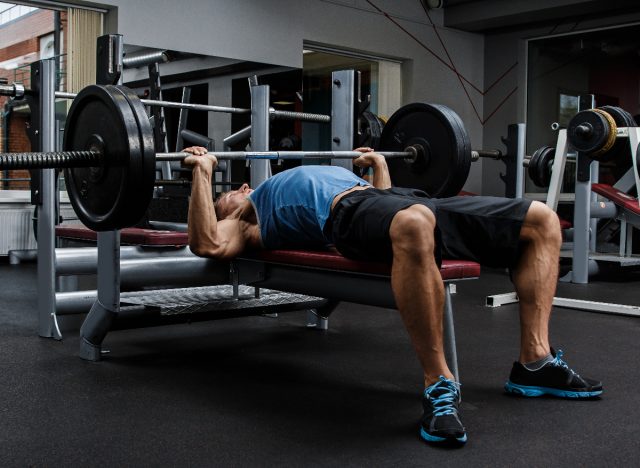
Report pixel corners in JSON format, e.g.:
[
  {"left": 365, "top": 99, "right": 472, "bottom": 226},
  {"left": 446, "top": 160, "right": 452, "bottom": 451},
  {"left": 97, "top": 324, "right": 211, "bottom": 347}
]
[
  {"left": 331, "top": 70, "right": 355, "bottom": 171},
  {"left": 36, "top": 59, "right": 61, "bottom": 340},
  {"left": 250, "top": 84, "right": 271, "bottom": 186}
]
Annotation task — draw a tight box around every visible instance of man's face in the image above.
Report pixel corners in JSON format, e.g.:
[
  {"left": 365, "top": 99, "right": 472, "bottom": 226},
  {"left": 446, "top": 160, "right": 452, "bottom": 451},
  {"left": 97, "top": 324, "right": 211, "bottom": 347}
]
[{"left": 217, "top": 183, "right": 253, "bottom": 218}]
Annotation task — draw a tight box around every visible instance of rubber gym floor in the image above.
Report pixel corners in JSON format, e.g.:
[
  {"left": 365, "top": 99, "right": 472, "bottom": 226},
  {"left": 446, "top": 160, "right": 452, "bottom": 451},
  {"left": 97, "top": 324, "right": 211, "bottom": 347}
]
[{"left": 0, "top": 260, "right": 638, "bottom": 467}]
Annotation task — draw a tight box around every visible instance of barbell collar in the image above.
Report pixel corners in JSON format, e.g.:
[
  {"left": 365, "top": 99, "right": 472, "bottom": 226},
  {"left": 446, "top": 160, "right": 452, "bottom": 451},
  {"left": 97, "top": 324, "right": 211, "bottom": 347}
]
[{"left": 0, "top": 83, "right": 25, "bottom": 99}]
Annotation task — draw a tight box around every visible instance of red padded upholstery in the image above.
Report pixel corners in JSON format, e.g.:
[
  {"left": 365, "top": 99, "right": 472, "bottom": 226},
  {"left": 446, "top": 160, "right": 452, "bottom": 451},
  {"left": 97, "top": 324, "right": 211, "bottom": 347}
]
[
  {"left": 592, "top": 184, "right": 640, "bottom": 215},
  {"left": 56, "top": 225, "right": 480, "bottom": 280},
  {"left": 242, "top": 249, "right": 480, "bottom": 280},
  {"left": 559, "top": 218, "right": 572, "bottom": 230},
  {"left": 55, "top": 225, "right": 189, "bottom": 246}
]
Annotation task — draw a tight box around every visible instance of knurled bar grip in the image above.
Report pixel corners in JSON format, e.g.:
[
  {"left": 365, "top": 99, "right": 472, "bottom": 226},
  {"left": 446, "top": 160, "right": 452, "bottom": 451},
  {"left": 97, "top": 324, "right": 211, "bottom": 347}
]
[{"left": 0, "top": 151, "right": 102, "bottom": 169}]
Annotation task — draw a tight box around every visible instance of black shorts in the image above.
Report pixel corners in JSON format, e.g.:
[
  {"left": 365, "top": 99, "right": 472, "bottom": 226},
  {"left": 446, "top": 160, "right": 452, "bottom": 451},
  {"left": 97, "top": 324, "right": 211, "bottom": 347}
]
[{"left": 328, "top": 187, "right": 532, "bottom": 268}]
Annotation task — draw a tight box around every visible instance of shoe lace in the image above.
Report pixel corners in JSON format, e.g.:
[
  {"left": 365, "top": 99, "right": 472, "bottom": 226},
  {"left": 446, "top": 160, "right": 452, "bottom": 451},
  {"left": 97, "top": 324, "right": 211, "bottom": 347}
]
[
  {"left": 424, "top": 376, "right": 461, "bottom": 417},
  {"left": 551, "top": 349, "right": 582, "bottom": 379}
]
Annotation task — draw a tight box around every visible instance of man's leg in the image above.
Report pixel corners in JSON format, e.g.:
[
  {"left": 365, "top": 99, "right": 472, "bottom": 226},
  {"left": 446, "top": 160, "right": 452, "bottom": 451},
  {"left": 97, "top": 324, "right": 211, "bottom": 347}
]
[
  {"left": 511, "top": 201, "right": 562, "bottom": 363},
  {"left": 508, "top": 201, "right": 602, "bottom": 397},
  {"left": 388, "top": 204, "right": 466, "bottom": 445},
  {"left": 388, "top": 204, "right": 453, "bottom": 386}
]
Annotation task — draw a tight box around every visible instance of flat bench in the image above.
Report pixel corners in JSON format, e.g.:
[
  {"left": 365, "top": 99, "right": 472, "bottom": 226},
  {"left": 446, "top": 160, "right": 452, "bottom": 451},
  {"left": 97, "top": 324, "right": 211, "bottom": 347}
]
[{"left": 55, "top": 225, "right": 480, "bottom": 377}]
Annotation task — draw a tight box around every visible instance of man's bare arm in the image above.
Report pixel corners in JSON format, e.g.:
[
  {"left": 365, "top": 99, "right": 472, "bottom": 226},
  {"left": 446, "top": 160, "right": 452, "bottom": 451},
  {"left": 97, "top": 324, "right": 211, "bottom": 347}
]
[
  {"left": 353, "top": 147, "right": 392, "bottom": 189},
  {"left": 184, "top": 148, "right": 247, "bottom": 259}
]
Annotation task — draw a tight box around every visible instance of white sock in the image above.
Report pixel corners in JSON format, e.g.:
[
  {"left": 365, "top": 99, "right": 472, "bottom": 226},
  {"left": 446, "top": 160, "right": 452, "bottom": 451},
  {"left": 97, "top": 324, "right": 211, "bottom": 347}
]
[{"left": 522, "top": 354, "right": 553, "bottom": 371}]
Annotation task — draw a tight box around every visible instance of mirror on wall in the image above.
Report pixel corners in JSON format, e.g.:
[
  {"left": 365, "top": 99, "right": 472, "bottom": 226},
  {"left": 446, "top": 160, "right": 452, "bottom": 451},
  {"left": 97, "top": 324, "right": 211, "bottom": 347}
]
[{"left": 526, "top": 24, "right": 640, "bottom": 196}]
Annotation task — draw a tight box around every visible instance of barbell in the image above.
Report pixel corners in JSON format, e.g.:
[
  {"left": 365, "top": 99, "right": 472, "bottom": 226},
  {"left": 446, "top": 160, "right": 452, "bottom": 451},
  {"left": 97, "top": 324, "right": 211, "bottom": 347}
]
[{"left": 0, "top": 84, "right": 497, "bottom": 231}]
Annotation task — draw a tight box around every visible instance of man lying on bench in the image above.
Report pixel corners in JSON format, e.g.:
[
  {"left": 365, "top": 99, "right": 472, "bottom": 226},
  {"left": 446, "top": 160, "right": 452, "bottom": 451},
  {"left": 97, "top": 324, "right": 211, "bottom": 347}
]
[{"left": 182, "top": 145, "right": 602, "bottom": 447}]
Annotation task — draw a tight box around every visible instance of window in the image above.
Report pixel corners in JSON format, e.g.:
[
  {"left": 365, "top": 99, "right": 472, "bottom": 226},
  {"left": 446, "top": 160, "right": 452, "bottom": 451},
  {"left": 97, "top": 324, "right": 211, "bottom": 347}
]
[{"left": 0, "top": 2, "right": 36, "bottom": 26}]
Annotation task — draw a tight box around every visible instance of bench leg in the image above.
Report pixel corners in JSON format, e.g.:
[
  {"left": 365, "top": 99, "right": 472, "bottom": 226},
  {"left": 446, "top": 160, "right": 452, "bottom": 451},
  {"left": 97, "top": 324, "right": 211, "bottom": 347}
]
[
  {"left": 443, "top": 283, "right": 460, "bottom": 382},
  {"left": 306, "top": 300, "right": 340, "bottom": 330},
  {"left": 306, "top": 310, "right": 328, "bottom": 330},
  {"left": 79, "top": 300, "right": 116, "bottom": 361}
]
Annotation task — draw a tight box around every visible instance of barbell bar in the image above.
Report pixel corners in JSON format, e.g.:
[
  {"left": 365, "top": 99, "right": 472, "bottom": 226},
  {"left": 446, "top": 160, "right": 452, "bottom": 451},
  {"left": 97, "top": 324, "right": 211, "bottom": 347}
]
[
  {"left": 0, "top": 84, "right": 496, "bottom": 231},
  {"left": 55, "top": 91, "right": 331, "bottom": 123},
  {"left": 15, "top": 89, "right": 332, "bottom": 124},
  {"left": 0, "top": 148, "right": 420, "bottom": 170},
  {"left": 0, "top": 145, "right": 500, "bottom": 169}
]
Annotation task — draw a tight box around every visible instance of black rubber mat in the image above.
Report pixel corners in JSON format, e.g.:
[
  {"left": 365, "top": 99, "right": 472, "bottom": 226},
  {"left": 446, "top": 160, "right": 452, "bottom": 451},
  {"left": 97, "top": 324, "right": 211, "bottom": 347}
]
[{"left": 0, "top": 262, "right": 638, "bottom": 466}]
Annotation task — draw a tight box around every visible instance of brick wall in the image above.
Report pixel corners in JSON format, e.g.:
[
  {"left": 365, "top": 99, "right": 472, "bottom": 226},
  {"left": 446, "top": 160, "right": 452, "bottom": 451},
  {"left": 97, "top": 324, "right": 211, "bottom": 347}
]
[
  {"left": 0, "top": 8, "right": 65, "bottom": 190},
  {"left": 4, "top": 114, "right": 31, "bottom": 190}
]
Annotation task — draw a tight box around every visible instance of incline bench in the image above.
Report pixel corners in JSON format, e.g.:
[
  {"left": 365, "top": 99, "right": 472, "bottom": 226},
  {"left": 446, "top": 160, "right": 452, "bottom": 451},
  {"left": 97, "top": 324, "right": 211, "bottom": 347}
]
[
  {"left": 55, "top": 225, "right": 480, "bottom": 379},
  {"left": 592, "top": 183, "right": 640, "bottom": 259}
]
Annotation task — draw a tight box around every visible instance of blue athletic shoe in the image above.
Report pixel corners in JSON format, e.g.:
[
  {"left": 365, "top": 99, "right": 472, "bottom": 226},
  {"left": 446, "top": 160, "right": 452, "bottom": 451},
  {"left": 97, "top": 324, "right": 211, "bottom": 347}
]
[
  {"left": 420, "top": 376, "right": 467, "bottom": 445},
  {"left": 505, "top": 349, "right": 603, "bottom": 398}
]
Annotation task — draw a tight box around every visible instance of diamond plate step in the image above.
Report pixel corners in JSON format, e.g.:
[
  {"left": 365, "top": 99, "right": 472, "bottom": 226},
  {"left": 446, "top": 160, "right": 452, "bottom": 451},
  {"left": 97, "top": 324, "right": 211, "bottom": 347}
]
[{"left": 120, "top": 285, "right": 326, "bottom": 316}]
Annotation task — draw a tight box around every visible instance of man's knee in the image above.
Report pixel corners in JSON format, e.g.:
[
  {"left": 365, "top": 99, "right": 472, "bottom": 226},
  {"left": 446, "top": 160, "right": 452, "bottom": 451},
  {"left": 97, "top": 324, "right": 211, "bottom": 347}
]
[
  {"left": 389, "top": 205, "right": 437, "bottom": 257},
  {"left": 522, "top": 201, "right": 562, "bottom": 248}
]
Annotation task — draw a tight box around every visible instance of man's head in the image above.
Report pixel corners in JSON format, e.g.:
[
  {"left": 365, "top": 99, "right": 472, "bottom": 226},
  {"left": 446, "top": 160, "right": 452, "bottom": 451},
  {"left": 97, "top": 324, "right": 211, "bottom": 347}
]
[{"left": 214, "top": 183, "right": 253, "bottom": 219}]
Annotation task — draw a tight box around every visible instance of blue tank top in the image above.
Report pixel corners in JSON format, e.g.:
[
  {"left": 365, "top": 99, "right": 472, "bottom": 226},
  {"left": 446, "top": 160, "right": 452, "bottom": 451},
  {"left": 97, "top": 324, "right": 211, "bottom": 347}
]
[{"left": 248, "top": 165, "right": 370, "bottom": 249}]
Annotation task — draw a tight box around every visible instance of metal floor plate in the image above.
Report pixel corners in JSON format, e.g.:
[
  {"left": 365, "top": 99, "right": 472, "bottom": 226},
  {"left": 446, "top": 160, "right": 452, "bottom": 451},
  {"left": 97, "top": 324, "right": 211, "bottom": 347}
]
[{"left": 120, "top": 285, "right": 325, "bottom": 316}]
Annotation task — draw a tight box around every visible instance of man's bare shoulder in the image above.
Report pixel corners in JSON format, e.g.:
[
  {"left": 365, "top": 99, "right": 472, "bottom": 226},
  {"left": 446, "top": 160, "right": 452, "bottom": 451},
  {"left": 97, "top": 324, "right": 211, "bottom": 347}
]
[{"left": 229, "top": 199, "right": 262, "bottom": 248}]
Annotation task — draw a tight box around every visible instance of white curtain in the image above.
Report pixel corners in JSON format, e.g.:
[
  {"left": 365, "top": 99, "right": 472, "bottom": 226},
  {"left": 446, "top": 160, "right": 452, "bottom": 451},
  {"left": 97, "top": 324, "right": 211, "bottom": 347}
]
[{"left": 66, "top": 7, "right": 103, "bottom": 92}]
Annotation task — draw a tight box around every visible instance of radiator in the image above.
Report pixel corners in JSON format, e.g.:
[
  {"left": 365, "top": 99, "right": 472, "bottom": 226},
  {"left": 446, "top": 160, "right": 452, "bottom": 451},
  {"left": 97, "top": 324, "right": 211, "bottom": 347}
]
[{"left": 0, "top": 208, "right": 37, "bottom": 255}]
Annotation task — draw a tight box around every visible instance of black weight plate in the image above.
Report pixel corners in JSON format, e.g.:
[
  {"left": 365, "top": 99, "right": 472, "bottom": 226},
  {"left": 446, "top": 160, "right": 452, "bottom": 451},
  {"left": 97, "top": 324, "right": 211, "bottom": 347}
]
[
  {"left": 64, "top": 85, "right": 145, "bottom": 231},
  {"left": 528, "top": 145, "right": 554, "bottom": 188},
  {"left": 597, "top": 106, "right": 635, "bottom": 162},
  {"left": 111, "top": 85, "right": 156, "bottom": 226},
  {"left": 379, "top": 103, "right": 471, "bottom": 198},
  {"left": 357, "top": 111, "right": 385, "bottom": 149},
  {"left": 567, "top": 110, "right": 610, "bottom": 154}
]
